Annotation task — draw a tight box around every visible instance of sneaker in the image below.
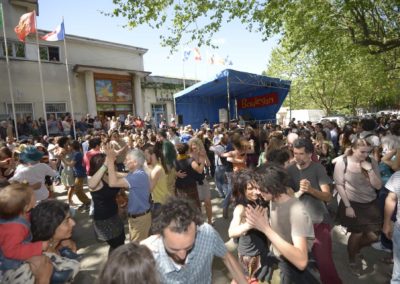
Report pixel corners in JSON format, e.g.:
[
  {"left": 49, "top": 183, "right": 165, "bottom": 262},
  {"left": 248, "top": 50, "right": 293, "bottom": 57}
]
[{"left": 371, "top": 241, "right": 392, "bottom": 253}]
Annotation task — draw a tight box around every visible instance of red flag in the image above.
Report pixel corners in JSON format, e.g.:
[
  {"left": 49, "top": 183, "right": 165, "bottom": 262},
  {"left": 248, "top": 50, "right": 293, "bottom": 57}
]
[{"left": 14, "top": 11, "right": 36, "bottom": 42}]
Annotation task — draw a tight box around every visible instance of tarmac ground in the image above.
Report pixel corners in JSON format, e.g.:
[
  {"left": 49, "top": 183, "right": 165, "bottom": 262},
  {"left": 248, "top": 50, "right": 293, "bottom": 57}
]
[{"left": 52, "top": 181, "right": 393, "bottom": 284}]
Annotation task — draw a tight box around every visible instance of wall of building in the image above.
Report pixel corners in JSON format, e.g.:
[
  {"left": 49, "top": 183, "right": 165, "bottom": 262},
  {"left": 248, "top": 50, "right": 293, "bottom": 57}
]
[{"left": 0, "top": 1, "right": 196, "bottom": 125}]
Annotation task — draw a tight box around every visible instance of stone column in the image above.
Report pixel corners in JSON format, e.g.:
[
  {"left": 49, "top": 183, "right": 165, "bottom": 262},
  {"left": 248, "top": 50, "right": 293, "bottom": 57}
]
[
  {"left": 133, "top": 74, "right": 143, "bottom": 117},
  {"left": 84, "top": 71, "right": 97, "bottom": 117}
]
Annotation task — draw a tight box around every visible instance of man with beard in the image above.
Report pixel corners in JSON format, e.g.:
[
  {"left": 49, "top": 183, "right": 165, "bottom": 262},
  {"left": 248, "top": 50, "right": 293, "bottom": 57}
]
[
  {"left": 141, "top": 198, "right": 247, "bottom": 284},
  {"left": 286, "top": 138, "right": 342, "bottom": 284}
]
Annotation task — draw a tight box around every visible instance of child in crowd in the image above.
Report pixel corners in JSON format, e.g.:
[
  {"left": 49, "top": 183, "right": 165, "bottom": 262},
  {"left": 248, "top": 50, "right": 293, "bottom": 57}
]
[{"left": 0, "top": 183, "right": 52, "bottom": 284}]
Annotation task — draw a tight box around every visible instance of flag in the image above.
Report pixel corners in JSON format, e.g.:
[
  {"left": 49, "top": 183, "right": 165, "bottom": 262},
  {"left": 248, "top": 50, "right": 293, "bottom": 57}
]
[
  {"left": 193, "top": 47, "right": 201, "bottom": 61},
  {"left": 14, "top": 11, "right": 36, "bottom": 42},
  {"left": 42, "top": 21, "right": 65, "bottom": 41},
  {"left": 182, "top": 48, "right": 191, "bottom": 62},
  {"left": 0, "top": 4, "right": 3, "bottom": 29}
]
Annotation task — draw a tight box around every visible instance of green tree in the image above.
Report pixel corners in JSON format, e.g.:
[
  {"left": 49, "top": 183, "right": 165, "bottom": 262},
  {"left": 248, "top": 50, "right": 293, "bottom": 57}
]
[
  {"left": 109, "top": 0, "right": 400, "bottom": 111},
  {"left": 109, "top": 0, "right": 400, "bottom": 54}
]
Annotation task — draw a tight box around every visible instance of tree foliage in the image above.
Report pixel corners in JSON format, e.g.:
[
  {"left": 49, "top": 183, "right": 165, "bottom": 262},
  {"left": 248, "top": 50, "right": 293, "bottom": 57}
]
[
  {"left": 109, "top": 0, "right": 400, "bottom": 54},
  {"left": 109, "top": 0, "right": 400, "bottom": 111}
]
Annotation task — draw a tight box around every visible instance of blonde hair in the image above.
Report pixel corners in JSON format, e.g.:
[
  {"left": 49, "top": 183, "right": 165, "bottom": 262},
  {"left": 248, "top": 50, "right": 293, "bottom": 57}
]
[
  {"left": 188, "top": 137, "right": 205, "bottom": 153},
  {"left": 0, "top": 183, "right": 33, "bottom": 219}
]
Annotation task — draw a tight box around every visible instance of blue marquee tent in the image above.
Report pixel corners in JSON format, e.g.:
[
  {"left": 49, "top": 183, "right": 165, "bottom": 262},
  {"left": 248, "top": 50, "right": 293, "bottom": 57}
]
[{"left": 173, "top": 69, "right": 291, "bottom": 129}]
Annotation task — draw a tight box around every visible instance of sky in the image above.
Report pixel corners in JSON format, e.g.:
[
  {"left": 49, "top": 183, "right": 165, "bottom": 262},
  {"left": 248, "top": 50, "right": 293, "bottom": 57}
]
[{"left": 37, "top": 0, "right": 278, "bottom": 81}]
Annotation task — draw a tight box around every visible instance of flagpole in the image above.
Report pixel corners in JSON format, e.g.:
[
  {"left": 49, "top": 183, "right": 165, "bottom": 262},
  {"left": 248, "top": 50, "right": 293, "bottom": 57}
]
[
  {"left": 33, "top": 11, "right": 49, "bottom": 136},
  {"left": 182, "top": 58, "right": 186, "bottom": 89},
  {"left": 1, "top": 3, "right": 19, "bottom": 140},
  {"left": 62, "top": 18, "right": 77, "bottom": 139}
]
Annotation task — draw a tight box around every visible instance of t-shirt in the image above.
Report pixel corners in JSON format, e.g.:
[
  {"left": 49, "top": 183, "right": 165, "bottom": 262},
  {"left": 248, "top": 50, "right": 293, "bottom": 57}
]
[
  {"left": 287, "top": 162, "right": 331, "bottom": 224},
  {"left": 385, "top": 171, "right": 400, "bottom": 223},
  {"left": 124, "top": 168, "right": 151, "bottom": 214},
  {"left": 269, "top": 197, "right": 315, "bottom": 257},
  {"left": 9, "top": 163, "right": 57, "bottom": 202},
  {"left": 333, "top": 155, "right": 380, "bottom": 203},
  {"left": 47, "top": 143, "right": 56, "bottom": 160},
  {"left": 141, "top": 223, "right": 227, "bottom": 284},
  {"left": 48, "top": 120, "right": 59, "bottom": 135}
]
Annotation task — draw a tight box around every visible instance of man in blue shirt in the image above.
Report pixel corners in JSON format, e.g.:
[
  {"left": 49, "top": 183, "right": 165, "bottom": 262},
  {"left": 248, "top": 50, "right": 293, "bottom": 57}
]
[
  {"left": 141, "top": 198, "right": 247, "bottom": 284},
  {"left": 105, "top": 146, "right": 151, "bottom": 242}
]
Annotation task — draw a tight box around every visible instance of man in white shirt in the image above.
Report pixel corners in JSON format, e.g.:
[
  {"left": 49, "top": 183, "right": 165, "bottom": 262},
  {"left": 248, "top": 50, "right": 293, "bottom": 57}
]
[{"left": 9, "top": 146, "right": 57, "bottom": 202}]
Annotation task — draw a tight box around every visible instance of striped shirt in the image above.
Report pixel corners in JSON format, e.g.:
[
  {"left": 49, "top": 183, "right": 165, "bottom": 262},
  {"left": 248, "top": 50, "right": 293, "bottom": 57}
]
[{"left": 142, "top": 223, "right": 227, "bottom": 284}]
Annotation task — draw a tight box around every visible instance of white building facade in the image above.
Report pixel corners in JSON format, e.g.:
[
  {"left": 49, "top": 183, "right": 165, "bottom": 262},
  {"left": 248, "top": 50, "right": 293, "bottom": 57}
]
[{"left": 0, "top": 0, "right": 196, "bottom": 127}]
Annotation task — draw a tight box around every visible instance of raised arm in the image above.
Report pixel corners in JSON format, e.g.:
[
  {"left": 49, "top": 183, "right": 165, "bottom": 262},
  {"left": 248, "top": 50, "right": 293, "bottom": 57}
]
[
  {"left": 104, "top": 144, "right": 129, "bottom": 189},
  {"left": 87, "top": 164, "right": 107, "bottom": 192}
]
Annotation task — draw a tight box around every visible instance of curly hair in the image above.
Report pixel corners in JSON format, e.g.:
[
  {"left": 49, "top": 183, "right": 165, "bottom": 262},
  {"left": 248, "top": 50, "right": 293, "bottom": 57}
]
[
  {"left": 30, "top": 200, "right": 70, "bottom": 241},
  {"left": 257, "top": 164, "right": 289, "bottom": 198},
  {"left": 97, "top": 242, "right": 159, "bottom": 284},
  {"left": 151, "top": 197, "right": 204, "bottom": 236},
  {"left": 232, "top": 169, "right": 260, "bottom": 205},
  {"left": 175, "top": 143, "right": 189, "bottom": 155}
]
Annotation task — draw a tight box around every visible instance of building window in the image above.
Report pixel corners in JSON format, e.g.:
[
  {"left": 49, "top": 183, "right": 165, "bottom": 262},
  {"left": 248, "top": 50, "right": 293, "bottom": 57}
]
[
  {"left": 46, "top": 103, "right": 66, "bottom": 119},
  {"left": 40, "top": 45, "right": 60, "bottom": 61},
  {"left": 151, "top": 104, "right": 166, "bottom": 127},
  {"left": 6, "top": 103, "right": 34, "bottom": 120},
  {"left": 0, "top": 39, "right": 25, "bottom": 58}
]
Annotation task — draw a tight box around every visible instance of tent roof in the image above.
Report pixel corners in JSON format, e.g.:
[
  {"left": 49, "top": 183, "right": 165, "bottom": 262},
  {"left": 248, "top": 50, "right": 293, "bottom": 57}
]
[{"left": 174, "top": 69, "right": 291, "bottom": 100}]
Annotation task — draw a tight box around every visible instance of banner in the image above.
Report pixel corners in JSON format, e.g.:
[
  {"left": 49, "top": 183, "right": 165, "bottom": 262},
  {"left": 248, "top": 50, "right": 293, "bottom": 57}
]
[{"left": 237, "top": 93, "right": 278, "bottom": 109}]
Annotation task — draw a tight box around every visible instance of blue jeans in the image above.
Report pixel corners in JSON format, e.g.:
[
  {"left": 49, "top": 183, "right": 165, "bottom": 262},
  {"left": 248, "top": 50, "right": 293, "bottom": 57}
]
[
  {"left": 222, "top": 172, "right": 233, "bottom": 208},
  {"left": 215, "top": 165, "right": 227, "bottom": 197},
  {"left": 392, "top": 222, "right": 400, "bottom": 283}
]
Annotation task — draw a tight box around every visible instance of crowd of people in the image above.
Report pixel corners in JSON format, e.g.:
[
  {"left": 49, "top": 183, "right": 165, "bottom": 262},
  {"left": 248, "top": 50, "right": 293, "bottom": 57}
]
[{"left": 0, "top": 111, "right": 400, "bottom": 283}]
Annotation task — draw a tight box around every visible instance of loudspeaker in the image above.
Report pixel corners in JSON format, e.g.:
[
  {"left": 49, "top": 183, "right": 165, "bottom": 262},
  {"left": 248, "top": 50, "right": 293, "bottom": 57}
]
[{"left": 178, "top": 115, "right": 183, "bottom": 125}]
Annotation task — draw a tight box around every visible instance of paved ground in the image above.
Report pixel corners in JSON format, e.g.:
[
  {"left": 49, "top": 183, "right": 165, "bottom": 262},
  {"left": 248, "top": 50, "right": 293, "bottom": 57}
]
[{"left": 53, "top": 182, "right": 393, "bottom": 284}]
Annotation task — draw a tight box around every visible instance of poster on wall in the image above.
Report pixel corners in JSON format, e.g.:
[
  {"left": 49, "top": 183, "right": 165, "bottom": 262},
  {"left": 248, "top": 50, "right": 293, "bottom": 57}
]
[
  {"left": 95, "top": 80, "right": 114, "bottom": 102},
  {"left": 115, "top": 81, "right": 132, "bottom": 102}
]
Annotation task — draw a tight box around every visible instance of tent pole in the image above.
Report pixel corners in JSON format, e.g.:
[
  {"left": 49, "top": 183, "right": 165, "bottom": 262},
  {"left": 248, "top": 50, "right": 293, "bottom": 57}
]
[
  {"left": 226, "top": 72, "right": 231, "bottom": 130},
  {"left": 234, "top": 98, "right": 238, "bottom": 120},
  {"left": 289, "top": 90, "right": 292, "bottom": 124}
]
